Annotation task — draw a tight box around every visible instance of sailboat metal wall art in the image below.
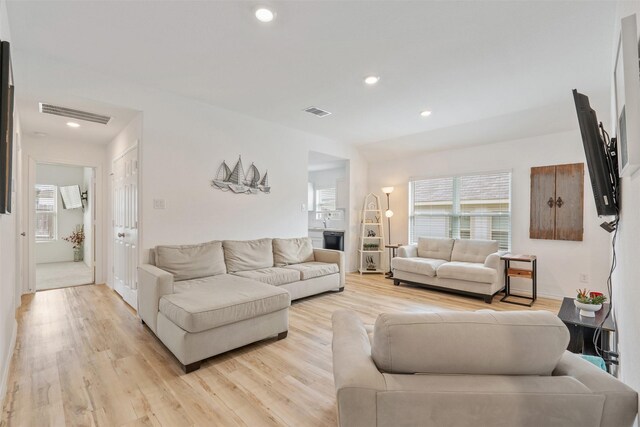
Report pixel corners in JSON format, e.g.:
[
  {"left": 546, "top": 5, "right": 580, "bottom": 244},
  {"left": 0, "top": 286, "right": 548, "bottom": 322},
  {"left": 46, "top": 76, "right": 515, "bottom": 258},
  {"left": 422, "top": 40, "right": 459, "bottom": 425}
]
[{"left": 212, "top": 155, "right": 270, "bottom": 194}]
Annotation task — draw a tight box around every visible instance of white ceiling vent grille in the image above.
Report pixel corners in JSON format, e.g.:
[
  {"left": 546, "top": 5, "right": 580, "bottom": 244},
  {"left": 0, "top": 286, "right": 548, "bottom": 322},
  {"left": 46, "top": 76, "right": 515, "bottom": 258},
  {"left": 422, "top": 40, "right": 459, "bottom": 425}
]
[
  {"left": 39, "top": 103, "right": 112, "bottom": 125},
  {"left": 303, "top": 106, "right": 332, "bottom": 117}
]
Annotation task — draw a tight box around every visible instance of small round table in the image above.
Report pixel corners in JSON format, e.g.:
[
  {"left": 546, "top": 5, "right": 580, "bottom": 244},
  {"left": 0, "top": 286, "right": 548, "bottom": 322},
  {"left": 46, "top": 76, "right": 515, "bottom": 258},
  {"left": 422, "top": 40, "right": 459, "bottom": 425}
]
[{"left": 385, "top": 244, "right": 401, "bottom": 278}]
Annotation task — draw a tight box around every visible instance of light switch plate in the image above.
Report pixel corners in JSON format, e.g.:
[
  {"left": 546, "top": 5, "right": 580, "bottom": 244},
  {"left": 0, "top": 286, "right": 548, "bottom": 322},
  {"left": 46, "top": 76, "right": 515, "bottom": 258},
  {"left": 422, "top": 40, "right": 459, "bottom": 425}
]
[{"left": 153, "top": 199, "right": 166, "bottom": 210}]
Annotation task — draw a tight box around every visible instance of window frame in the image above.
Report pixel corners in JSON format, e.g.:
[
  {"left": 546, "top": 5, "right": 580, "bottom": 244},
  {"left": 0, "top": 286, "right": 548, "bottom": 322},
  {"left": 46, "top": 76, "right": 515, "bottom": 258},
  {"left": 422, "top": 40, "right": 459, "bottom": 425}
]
[
  {"left": 35, "top": 184, "right": 58, "bottom": 242},
  {"left": 408, "top": 170, "right": 512, "bottom": 251}
]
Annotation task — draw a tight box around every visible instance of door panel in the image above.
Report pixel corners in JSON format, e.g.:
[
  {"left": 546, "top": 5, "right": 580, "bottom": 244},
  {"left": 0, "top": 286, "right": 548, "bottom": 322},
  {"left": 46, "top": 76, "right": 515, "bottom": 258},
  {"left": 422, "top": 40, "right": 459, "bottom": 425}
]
[
  {"left": 530, "top": 166, "right": 556, "bottom": 240},
  {"left": 113, "top": 146, "right": 138, "bottom": 309},
  {"left": 555, "top": 163, "right": 584, "bottom": 241}
]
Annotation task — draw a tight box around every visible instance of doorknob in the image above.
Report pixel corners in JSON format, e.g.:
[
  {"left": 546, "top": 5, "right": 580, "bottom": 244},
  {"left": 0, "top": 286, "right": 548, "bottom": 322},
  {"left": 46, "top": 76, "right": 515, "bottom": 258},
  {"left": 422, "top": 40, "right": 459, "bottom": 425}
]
[
  {"left": 118, "top": 232, "right": 125, "bottom": 238},
  {"left": 547, "top": 197, "right": 555, "bottom": 208},
  {"left": 556, "top": 197, "right": 564, "bottom": 208},
  {"left": 20, "top": 232, "right": 26, "bottom": 237}
]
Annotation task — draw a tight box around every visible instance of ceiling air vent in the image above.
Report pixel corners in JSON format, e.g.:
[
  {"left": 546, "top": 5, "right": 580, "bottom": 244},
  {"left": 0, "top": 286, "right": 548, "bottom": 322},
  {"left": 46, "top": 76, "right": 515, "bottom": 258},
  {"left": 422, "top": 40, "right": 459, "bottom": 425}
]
[
  {"left": 303, "top": 106, "right": 332, "bottom": 117},
  {"left": 39, "top": 103, "right": 112, "bottom": 125}
]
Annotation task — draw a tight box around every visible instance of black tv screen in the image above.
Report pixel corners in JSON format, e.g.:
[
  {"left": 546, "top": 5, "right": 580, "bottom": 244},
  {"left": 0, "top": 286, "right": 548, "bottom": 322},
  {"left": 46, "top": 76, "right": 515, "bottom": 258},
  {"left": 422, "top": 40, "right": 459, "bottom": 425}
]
[
  {"left": 572, "top": 89, "right": 618, "bottom": 217},
  {"left": 0, "top": 40, "right": 13, "bottom": 214}
]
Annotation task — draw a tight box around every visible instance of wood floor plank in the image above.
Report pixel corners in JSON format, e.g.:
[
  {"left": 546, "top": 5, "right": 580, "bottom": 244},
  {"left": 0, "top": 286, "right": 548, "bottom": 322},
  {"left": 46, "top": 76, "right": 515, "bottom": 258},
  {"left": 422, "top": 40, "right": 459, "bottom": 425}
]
[{"left": 2, "top": 273, "right": 561, "bottom": 426}]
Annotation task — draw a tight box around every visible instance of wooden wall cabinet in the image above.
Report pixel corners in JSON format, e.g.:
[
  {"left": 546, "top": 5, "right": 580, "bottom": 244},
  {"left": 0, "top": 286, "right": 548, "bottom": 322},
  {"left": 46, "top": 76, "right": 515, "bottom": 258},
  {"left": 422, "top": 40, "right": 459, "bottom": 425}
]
[{"left": 530, "top": 163, "right": 584, "bottom": 241}]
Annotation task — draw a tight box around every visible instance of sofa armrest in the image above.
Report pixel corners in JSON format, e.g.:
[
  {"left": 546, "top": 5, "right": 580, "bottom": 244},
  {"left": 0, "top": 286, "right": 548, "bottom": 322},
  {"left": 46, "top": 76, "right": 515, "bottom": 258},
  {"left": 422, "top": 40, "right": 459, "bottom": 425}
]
[
  {"left": 484, "top": 251, "right": 507, "bottom": 269},
  {"left": 332, "top": 310, "right": 386, "bottom": 427},
  {"left": 398, "top": 244, "right": 418, "bottom": 258},
  {"left": 314, "top": 248, "right": 345, "bottom": 287},
  {"left": 553, "top": 351, "right": 638, "bottom": 427},
  {"left": 138, "top": 264, "right": 174, "bottom": 333}
]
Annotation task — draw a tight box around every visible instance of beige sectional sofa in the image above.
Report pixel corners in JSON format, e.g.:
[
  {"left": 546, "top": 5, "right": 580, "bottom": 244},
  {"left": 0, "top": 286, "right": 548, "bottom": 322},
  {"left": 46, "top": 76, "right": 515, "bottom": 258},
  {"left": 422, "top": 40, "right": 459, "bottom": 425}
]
[
  {"left": 138, "top": 237, "right": 344, "bottom": 372},
  {"left": 392, "top": 237, "right": 505, "bottom": 303},
  {"left": 332, "top": 309, "right": 638, "bottom": 427}
]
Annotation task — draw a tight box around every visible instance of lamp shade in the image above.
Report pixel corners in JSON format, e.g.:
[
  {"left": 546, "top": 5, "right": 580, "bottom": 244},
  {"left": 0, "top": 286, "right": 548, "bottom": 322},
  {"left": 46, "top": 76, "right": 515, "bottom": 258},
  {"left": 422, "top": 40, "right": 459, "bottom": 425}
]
[
  {"left": 381, "top": 186, "right": 394, "bottom": 194},
  {"left": 385, "top": 209, "right": 394, "bottom": 218}
]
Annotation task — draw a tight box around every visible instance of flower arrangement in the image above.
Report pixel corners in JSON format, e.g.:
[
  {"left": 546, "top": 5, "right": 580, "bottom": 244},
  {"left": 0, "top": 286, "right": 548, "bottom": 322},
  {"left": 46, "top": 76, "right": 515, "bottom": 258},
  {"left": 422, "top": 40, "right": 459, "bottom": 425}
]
[
  {"left": 62, "top": 226, "right": 85, "bottom": 249},
  {"left": 576, "top": 289, "right": 607, "bottom": 305}
]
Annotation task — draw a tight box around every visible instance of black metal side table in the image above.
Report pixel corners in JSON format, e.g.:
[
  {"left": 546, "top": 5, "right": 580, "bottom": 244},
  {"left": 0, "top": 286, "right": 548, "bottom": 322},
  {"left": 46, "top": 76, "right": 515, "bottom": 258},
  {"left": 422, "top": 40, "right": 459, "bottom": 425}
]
[
  {"left": 385, "top": 244, "right": 401, "bottom": 278},
  {"left": 500, "top": 254, "right": 537, "bottom": 307}
]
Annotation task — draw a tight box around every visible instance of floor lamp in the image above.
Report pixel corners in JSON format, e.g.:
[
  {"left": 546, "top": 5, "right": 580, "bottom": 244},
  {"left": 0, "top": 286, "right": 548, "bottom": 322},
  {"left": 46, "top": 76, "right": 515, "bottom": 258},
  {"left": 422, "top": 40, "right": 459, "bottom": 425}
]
[{"left": 382, "top": 187, "right": 394, "bottom": 277}]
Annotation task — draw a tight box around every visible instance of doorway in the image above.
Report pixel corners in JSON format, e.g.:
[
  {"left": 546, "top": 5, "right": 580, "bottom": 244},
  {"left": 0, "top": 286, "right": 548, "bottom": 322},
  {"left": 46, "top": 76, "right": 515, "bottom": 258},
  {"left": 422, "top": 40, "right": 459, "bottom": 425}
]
[
  {"left": 307, "top": 151, "right": 350, "bottom": 255},
  {"left": 34, "top": 162, "right": 95, "bottom": 290}
]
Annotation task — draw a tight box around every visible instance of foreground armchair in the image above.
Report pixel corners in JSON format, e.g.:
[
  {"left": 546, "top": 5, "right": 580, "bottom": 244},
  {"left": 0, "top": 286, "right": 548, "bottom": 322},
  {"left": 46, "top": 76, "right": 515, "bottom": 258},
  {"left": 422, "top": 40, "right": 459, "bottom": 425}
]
[{"left": 332, "top": 309, "right": 637, "bottom": 427}]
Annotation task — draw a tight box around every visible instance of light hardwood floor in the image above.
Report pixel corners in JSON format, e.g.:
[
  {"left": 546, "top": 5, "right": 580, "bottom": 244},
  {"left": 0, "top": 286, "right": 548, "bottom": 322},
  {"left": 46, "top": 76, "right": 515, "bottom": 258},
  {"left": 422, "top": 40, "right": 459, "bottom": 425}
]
[{"left": 2, "top": 274, "right": 561, "bottom": 427}]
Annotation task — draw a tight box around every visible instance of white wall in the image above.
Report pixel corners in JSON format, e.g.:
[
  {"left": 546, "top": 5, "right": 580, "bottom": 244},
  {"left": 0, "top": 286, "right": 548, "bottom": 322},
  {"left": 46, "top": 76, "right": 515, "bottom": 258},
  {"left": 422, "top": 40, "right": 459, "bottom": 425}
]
[
  {"left": 610, "top": 2, "right": 640, "bottom": 418},
  {"left": 0, "top": 0, "right": 18, "bottom": 404},
  {"left": 35, "top": 164, "right": 84, "bottom": 264},
  {"left": 21, "top": 136, "right": 106, "bottom": 290},
  {"left": 83, "top": 167, "right": 93, "bottom": 268},
  {"left": 367, "top": 129, "right": 612, "bottom": 299}
]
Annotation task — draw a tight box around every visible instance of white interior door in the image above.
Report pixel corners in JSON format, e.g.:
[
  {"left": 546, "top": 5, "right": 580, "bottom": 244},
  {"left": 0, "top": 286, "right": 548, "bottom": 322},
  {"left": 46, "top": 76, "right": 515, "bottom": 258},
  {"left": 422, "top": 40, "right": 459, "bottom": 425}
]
[{"left": 113, "top": 146, "right": 138, "bottom": 309}]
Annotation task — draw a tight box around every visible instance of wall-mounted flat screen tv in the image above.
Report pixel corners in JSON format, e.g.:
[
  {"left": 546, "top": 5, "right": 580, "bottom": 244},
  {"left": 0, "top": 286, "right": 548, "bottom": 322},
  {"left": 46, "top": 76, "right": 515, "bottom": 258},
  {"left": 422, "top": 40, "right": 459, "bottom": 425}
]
[
  {"left": 0, "top": 40, "right": 14, "bottom": 214},
  {"left": 60, "top": 185, "right": 84, "bottom": 209},
  {"left": 572, "top": 89, "right": 619, "bottom": 217}
]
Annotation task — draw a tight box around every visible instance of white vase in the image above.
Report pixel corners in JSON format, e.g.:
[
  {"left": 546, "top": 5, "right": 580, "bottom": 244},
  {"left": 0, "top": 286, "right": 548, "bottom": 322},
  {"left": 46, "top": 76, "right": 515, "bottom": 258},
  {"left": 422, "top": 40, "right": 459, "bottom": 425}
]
[{"left": 574, "top": 299, "right": 602, "bottom": 317}]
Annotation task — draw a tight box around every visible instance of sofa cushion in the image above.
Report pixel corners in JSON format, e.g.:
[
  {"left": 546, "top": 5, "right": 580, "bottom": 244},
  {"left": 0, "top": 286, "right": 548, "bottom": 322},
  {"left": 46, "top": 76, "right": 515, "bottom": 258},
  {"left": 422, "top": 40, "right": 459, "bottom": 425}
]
[
  {"left": 436, "top": 261, "right": 497, "bottom": 284},
  {"left": 391, "top": 257, "right": 446, "bottom": 277},
  {"left": 223, "top": 238, "right": 273, "bottom": 273},
  {"left": 417, "top": 237, "right": 454, "bottom": 261},
  {"left": 273, "top": 237, "right": 315, "bottom": 266},
  {"left": 450, "top": 239, "right": 498, "bottom": 263},
  {"left": 155, "top": 240, "right": 226, "bottom": 281},
  {"left": 282, "top": 262, "right": 339, "bottom": 280},
  {"left": 371, "top": 310, "right": 569, "bottom": 375},
  {"left": 233, "top": 267, "right": 300, "bottom": 286},
  {"left": 160, "top": 274, "right": 290, "bottom": 333}
]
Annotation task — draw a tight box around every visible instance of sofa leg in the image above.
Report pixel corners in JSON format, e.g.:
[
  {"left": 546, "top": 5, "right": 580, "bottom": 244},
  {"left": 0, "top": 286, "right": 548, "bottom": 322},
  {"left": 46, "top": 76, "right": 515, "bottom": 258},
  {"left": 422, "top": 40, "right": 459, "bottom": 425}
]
[
  {"left": 183, "top": 361, "right": 201, "bottom": 373},
  {"left": 336, "top": 287, "right": 345, "bottom": 293},
  {"left": 140, "top": 318, "right": 146, "bottom": 325},
  {"left": 484, "top": 295, "right": 493, "bottom": 304},
  {"left": 277, "top": 331, "right": 288, "bottom": 340},
  {"left": 393, "top": 280, "right": 400, "bottom": 286}
]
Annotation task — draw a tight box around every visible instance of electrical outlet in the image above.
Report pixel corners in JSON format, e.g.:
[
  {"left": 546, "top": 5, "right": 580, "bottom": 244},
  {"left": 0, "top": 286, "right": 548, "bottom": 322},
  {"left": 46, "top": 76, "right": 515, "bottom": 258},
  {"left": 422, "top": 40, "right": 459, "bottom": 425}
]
[
  {"left": 579, "top": 273, "right": 589, "bottom": 283},
  {"left": 153, "top": 199, "right": 166, "bottom": 210},
  {"left": 301, "top": 203, "right": 306, "bottom": 212}
]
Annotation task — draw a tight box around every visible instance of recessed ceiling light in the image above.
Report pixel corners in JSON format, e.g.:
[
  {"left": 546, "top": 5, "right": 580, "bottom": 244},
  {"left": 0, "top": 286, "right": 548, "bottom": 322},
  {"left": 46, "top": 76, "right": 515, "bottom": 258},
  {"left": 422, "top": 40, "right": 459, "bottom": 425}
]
[
  {"left": 420, "top": 110, "right": 432, "bottom": 117},
  {"left": 66, "top": 122, "right": 80, "bottom": 128},
  {"left": 364, "top": 76, "right": 380, "bottom": 85},
  {"left": 255, "top": 7, "right": 275, "bottom": 23}
]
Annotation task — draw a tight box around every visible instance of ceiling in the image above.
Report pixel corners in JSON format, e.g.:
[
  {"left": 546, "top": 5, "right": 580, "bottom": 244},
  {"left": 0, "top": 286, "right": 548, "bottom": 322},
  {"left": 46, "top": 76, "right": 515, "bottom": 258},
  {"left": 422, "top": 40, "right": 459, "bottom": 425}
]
[{"left": 6, "top": 1, "right": 619, "bottom": 152}]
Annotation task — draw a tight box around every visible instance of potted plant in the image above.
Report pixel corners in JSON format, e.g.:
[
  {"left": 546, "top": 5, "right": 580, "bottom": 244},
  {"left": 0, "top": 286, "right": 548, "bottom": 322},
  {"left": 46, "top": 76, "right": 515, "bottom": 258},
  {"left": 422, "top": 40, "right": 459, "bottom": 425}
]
[
  {"left": 574, "top": 288, "right": 606, "bottom": 317},
  {"left": 63, "top": 225, "right": 85, "bottom": 262}
]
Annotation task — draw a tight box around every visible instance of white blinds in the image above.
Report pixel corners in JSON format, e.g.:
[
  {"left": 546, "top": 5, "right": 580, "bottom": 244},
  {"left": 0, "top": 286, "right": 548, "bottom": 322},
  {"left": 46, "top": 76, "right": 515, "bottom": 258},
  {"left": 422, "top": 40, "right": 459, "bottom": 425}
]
[
  {"left": 409, "top": 171, "right": 511, "bottom": 250},
  {"left": 316, "top": 188, "right": 337, "bottom": 211},
  {"left": 35, "top": 184, "right": 57, "bottom": 241}
]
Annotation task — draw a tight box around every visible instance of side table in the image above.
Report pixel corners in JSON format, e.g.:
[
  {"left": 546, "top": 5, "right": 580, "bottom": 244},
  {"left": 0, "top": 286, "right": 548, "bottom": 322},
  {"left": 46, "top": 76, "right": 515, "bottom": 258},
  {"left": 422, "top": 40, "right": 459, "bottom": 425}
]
[
  {"left": 500, "top": 254, "right": 537, "bottom": 307},
  {"left": 385, "top": 244, "right": 401, "bottom": 278},
  {"left": 557, "top": 297, "right": 616, "bottom": 372}
]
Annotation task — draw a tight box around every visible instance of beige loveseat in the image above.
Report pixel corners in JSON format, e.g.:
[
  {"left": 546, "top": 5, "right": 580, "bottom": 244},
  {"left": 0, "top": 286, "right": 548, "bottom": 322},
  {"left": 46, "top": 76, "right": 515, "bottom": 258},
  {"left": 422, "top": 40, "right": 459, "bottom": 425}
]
[
  {"left": 138, "top": 237, "right": 344, "bottom": 372},
  {"left": 392, "top": 237, "right": 504, "bottom": 303},
  {"left": 332, "top": 309, "right": 638, "bottom": 427}
]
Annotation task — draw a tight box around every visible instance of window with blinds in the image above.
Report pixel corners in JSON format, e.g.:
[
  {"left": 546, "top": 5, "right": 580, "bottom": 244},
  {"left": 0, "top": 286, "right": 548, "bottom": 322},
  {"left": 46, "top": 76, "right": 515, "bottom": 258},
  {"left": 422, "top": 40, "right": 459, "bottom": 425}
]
[
  {"left": 315, "top": 188, "right": 337, "bottom": 212},
  {"left": 35, "top": 184, "right": 57, "bottom": 241},
  {"left": 409, "top": 171, "right": 511, "bottom": 250}
]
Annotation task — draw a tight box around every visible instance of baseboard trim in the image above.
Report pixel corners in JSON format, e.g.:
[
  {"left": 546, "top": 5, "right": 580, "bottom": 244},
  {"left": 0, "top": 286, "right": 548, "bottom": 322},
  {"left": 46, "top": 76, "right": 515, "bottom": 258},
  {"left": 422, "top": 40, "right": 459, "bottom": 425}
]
[{"left": 0, "top": 319, "right": 17, "bottom": 405}]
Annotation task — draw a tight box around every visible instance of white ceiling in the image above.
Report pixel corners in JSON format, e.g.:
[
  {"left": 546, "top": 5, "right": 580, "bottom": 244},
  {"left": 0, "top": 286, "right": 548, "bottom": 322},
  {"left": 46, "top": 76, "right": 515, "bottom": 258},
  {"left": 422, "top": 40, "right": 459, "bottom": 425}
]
[
  {"left": 18, "top": 93, "right": 139, "bottom": 144},
  {"left": 6, "top": 1, "right": 619, "bottom": 152}
]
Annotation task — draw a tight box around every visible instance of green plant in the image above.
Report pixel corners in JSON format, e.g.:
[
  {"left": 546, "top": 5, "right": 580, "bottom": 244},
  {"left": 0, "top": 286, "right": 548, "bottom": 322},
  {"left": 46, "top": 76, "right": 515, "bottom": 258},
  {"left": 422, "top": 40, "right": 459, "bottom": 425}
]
[{"left": 576, "top": 288, "right": 607, "bottom": 305}]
